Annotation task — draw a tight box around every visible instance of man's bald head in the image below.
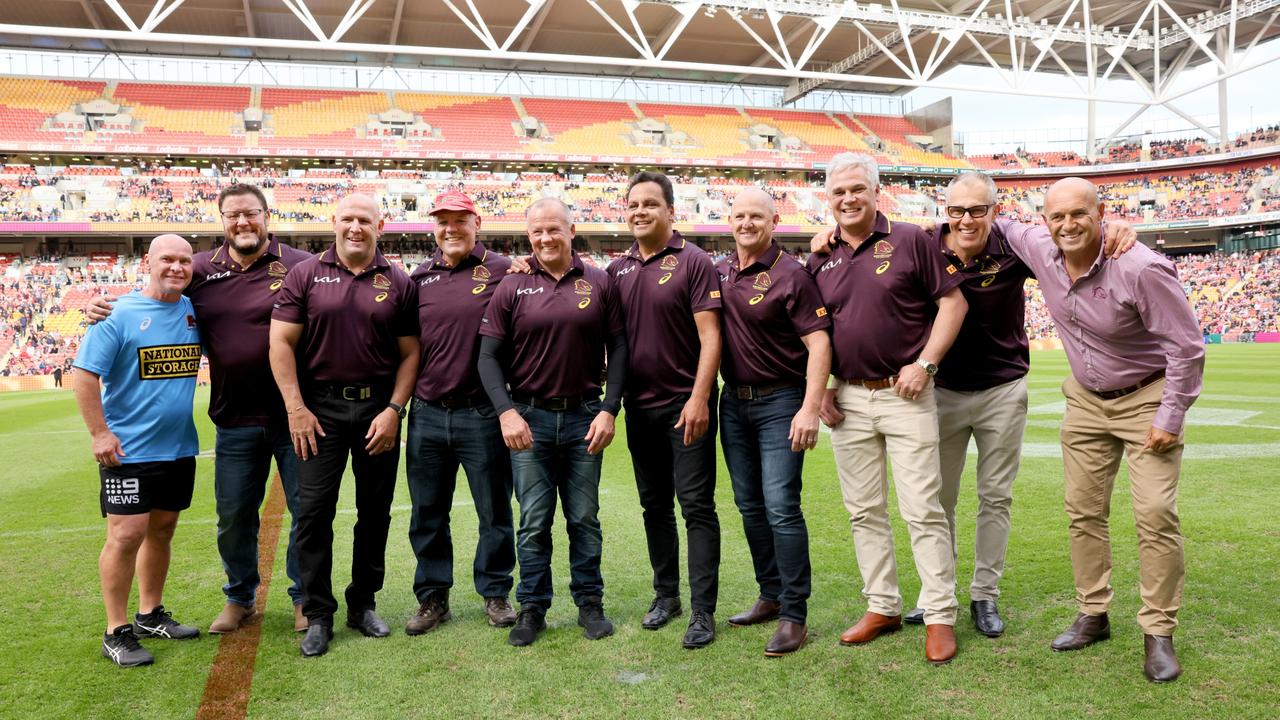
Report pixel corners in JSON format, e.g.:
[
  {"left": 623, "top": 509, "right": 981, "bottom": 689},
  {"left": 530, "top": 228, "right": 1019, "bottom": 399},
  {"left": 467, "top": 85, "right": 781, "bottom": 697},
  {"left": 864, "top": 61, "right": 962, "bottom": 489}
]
[
  {"left": 526, "top": 196, "right": 573, "bottom": 224},
  {"left": 145, "top": 233, "right": 194, "bottom": 300},
  {"left": 335, "top": 192, "right": 382, "bottom": 221},
  {"left": 1044, "top": 177, "right": 1099, "bottom": 214},
  {"left": 729, "top": 187, "right": 779, "bottom": 254},
  {"left": 731, "top": 187, "right": 776, "bottom": 216},
  {"left": 149, "top": 233, "right": 192, "bottom": 256},
  {"left": 1042, "top": 176, "right": 1104, "bottom": 259}
]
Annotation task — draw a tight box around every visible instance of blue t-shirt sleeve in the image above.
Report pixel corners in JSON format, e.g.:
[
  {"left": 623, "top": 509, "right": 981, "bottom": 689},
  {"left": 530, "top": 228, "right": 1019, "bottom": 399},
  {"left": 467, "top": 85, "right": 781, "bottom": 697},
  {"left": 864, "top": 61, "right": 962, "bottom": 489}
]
[{"left": 73, "top": 316, "right": 122, "bottom": 376}]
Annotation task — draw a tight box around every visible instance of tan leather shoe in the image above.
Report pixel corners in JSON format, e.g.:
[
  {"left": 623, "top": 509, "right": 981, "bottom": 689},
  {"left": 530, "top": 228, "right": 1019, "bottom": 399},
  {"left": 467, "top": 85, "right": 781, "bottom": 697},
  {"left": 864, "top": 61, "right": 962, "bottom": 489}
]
[
  {"left": 293, "top": 603, "right": 309, "bottom": 633},
  {"left": 925, "top": 624, "right": 957, "bottom": 664},
  {"left": 209, "top": 603, "right": 255, "bottom": 634},
  {"left": 839, "top": 611, "right": 902, "bottom": 646}
]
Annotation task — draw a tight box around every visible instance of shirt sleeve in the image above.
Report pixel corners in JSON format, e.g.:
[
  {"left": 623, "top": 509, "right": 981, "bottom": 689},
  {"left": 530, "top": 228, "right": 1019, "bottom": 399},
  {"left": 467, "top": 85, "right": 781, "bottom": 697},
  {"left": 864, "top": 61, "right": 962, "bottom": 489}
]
[
  {"left": 603, "top": 274, "right": 626, "bottom": 337},
  {"left": 72, "top": 314, "right": 121, "bottom": 376},
  {"left": 913, "top": 227, "right": 965, "bottom": 299},
  {"left": 686, "top": 252, "right": 723, "bottom": 314},
  {"left": 786, "top": 268, "right": 832, "bottom": 337},
  {"left": 271, "top": 262, "right": 308, "bottom": 324},
  {"left": 1134, "top": 262, "right": 1205, "bottom": 434},
  {"left": 477, "top": 278, "right": 515, "bottom": 341},
  {"left": 994, "top": 219, "right": 1054, "bottom": 277}
]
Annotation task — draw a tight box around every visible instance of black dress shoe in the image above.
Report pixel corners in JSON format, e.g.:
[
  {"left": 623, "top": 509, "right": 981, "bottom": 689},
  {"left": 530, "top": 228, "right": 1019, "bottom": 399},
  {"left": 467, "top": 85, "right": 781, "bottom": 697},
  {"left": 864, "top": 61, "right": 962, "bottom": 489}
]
[
  {"left": 904, "top": 607, "right": 925, "bottom": 625},
  {"left": 682, "top": 610, "right": 715, "bottom": 649},
  {"left": 300, "top": 624, "right": 332, "bottom": 657},
  {"left": 1143, "top": 635, "right": 1182, "bottom": 683},
  {"left": 728, "top": 598, "right": 781, "bottom": 627},
  {"left": 346, "top": 608, "right": 391, "bottom": 638},
  {"left": 641, "top": 596, "right": 683, "bottom": 630},
  {"left": 1051, "top": 612, "right": 1109, "bottom": 651},
  {"left": 970, "top": 599, "right": 1005, "bottom": 637}
]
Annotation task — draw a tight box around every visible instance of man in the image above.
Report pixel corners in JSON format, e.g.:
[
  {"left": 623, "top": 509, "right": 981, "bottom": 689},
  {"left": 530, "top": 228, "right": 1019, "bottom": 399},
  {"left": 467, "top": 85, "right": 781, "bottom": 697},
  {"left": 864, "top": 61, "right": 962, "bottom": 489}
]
[
  {"left": 403, "top": 190, "right": 518, "bottom": 635},
  {"left": 717, "top": 188, "right": 831, "bottom": 657},
  {"left": 476, "top": 197, "right": 627, "bottom": 647},
  {"left": 269, "top": 193, "right": 419, "bottom": 658},
  {"left": 997, "top": 177, "right": 1204, "bottom": 683},
  {"left": 73, "top": 234, "right": 202, "bottom": 668},
  {"left": 810, "top": 152, "right": 968, "bottom": 665},
  {"left": 87, "top": 184, "right": 314, "bottom": 635},
  {"left": 608, "top": 171, "right": 723, "bottom": 649}
]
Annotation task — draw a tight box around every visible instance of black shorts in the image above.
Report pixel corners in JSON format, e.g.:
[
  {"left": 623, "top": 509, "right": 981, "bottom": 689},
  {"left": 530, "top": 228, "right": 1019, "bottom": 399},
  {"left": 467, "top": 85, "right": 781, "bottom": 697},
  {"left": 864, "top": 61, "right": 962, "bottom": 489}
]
[{"left": 99, "top": 458, "right": 196, "bottom": 517}]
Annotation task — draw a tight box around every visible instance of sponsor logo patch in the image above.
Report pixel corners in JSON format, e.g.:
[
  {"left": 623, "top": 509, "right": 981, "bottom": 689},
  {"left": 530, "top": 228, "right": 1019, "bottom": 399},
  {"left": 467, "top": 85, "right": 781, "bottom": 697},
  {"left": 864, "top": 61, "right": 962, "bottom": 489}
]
[
  {"left": 1093, "top": 287, "right": 1108, "bottom": 300},
  {"left": 751, "top": 271, "right": 772, "bottom": 292},
  {"left": 979, "top": 257, "right": 1001, "bottom": 275},
  {"left": 872, "top": 240, "right": 894, "bottom": 259},
  {"left": 268, "top": 261, "right": 288, "bottom": 278},
  {"left": 875, "top": 260, "right": 891, "bottom": 275},
  {"left": 471, "top": 284, "right": 486, "bottom": 295},
  {"left": 187, "top": 315, "right": 197, "bottom": 329},
  {"left": 472, "top": 265, "right": 492, "bottom": 282},
  {"left": 816, "top": 307, "right": 828, "bottom": 318},
  {"left": 660, "top": 255, "right": 679, "bottom": 270},
  {"left": 574, "top": 278, "right": 592, "bottom": 296},
  {"left": 103, "top": 477, "right": 140, "bottom": 506},
  {"left": 749, "top": 293, "right": 765, "bottom": 306},
  {"left": 658, "top": 272, "right": 673, "bottom": 286},
  {"left": 946, "top": 265, "right": 958, "bottom": 275},
  {"left": 709, "top": 290, "right": 721, "bottom": 299},
  {"left": 577, "top": 298, "right": 592, "bottom": 310},
  {"left": 137, "top": 344, "right": 201, "bottom": 380},
  {"left": 372, "top": 273, "right": 392, "bottom": 290}
]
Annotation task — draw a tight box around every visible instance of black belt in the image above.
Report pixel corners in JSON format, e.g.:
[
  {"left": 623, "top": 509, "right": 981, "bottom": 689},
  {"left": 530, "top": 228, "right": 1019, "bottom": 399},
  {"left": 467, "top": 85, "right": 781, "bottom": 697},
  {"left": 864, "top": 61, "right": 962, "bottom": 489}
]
[
  {"left": 510, "top": 392, "right": 595, "bottom": 412},
  {"left": 728, "top": 381, "right": 803, "bottom": 400},
  {"left": 1090, "top": 369, "right": 1165, "bottom": 400},
  {"left": 313, "top": 383, "right": 389, "bottom": 401},
  {"left": 422, "top": 394, "right": 484, "bottom": 409}
]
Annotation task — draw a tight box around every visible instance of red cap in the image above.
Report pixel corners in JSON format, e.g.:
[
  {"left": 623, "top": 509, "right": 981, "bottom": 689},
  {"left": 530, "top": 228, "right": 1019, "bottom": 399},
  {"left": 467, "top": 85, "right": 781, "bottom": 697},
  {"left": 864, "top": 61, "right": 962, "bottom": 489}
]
[{"left": 428, "top": 191, "right": 477, "bottom": 215}]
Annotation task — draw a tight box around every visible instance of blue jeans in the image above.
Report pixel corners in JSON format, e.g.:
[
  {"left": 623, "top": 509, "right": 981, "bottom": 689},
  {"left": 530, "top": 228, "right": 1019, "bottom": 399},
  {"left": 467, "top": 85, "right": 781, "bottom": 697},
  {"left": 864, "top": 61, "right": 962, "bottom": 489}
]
[
  {"left": 509, "top": 402, "right": 605, "bottom": 609},
  {"left": 405, "top": 400, "right": 516, "bottom": 602},
  {"left": 719, "top": 387, "right": 811, "bottom": 623},
  {"left": 213, "top": 423, "right": 303, "bottom": 607}
]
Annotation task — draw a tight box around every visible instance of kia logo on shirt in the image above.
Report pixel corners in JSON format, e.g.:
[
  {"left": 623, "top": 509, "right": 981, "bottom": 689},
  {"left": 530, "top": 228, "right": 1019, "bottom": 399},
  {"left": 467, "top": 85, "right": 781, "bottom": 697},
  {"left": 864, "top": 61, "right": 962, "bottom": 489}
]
[
  {"left": 314, "top": 276, "right": 341, "bottom": 284},
  {"left": 516, "top": 287, "right": 545, "bottom": 296},
  {"left": 206, "top": 270, "right": 232, "bottom": 280}
]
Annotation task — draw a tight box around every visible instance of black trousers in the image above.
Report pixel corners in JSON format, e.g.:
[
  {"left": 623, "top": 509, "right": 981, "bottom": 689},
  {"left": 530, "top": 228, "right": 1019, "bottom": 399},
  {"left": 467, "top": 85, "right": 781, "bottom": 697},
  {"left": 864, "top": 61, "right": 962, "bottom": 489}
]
[
  {"left": 295, "top": 385, "right": 399, "bottom": 626},
  {"left": 624, "top": 392, "right": 721, "bottom": 613}
]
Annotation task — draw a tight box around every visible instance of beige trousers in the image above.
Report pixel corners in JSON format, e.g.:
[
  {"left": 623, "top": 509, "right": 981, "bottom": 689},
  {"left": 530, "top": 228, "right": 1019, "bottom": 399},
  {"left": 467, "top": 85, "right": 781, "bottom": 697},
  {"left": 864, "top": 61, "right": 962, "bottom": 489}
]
[
  {"left": 1060, "top": 376, "right": 1185, "bottom": 636},
  {"left": 830, "top": 382, "right": 959, "bottom": 625}
]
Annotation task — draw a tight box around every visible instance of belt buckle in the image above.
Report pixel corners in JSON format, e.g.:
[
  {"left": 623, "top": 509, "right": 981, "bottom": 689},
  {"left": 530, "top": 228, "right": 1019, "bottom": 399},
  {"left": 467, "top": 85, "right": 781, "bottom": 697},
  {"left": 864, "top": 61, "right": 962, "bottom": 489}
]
[
  {"left": 342, "top": 386, "right": 356, "bottom": 401},
  {"left": 548, "top": 397, "right": 569, "bottom": 412},
  {"left": 735, "top": 386, "right": 754, "bottom": 400},
  {"left": 341, "top": 386, "right": 371, "bottom": 401}
]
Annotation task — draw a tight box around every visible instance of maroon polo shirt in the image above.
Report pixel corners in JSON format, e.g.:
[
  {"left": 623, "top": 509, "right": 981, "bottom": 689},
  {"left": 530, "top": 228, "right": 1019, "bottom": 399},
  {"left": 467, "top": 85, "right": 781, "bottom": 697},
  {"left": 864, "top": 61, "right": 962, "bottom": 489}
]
[
  {"left": 408, "top": 242, "right": 512, "bottom": 402},
  {"left": 271, "top": 245, "right": 417, "bottom": 385},
  {"left": 716, "top": 242, "right": 830, "bottom": 387},
  {"left": 188, "top": 235, "right": 313, "bottom": 426},
  {"left": 479, "top": 252, "right": 625, "bottom": 398},
  {"left": 934, "top": 224, "right": 1033, "bottom": 392},
  {"left": 806, "top": 212, "right": 964, "bottom": 380},
  {"left": 607, "top": 231, "right": 722, "bottom": 408}
]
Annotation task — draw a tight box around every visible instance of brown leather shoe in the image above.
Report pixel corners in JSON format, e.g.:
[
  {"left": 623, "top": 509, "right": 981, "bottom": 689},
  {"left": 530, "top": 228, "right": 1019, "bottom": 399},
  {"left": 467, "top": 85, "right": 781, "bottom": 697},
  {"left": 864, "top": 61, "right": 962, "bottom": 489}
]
[
  {"left": 1051, "top": 612, "right": 1110, "bottom": 651},
  {"left": 764, "top": 620, "right": 807, "bottom": 657},
  {"left": 839, "top": 611, "right": 902, "bottom": 646},
  {"left": 293, "top": 603, "right": 309, "bottom": 633},
  {"left": 1143, "top": 634, "right": 1182, "bottom": 683},
  {"left": 405, "top": 594, "right": 451, "bottom": 635},
  {"left": 728, "top": 599, "right": 781, "bottom": 627},
  {"left": 209, "top": 603, "right": 255, "bottom": 634},
  {"left": 925, "top": 624, "right": 957, "bottom": 664},
  {"left": 483, "top": 596, "right": 517, "bottom": 628}
]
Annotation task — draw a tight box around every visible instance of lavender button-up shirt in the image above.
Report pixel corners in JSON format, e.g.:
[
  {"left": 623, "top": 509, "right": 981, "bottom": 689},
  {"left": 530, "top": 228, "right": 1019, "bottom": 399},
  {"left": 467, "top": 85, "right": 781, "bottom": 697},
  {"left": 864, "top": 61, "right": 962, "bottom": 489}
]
[{"left": 997, "top": 220, "right": 1204, "bottom": 434}]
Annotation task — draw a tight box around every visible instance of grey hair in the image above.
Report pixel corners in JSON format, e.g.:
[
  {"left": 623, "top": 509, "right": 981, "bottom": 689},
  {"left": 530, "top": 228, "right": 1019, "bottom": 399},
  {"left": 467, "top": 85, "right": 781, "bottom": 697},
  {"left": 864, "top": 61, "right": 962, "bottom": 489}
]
[
  {"left": 946, "top": 172, "right": 998, "bottom": 205},
  {"left": 825, "top": 152, "right": 879, "bottom": 189},
  {"left": 525, "top": 196, "right": 573, "bottom": 222}
]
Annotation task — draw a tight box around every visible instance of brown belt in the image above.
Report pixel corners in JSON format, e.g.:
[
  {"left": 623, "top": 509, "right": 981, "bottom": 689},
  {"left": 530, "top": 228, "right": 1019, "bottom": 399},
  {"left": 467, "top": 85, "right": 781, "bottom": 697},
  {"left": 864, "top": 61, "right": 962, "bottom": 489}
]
[
  {"left": 843, "top": 376, "right": 896, "bottom": 390},
  {"left": 1090, "top": 369, "right": 1165, "bottom": 400}
]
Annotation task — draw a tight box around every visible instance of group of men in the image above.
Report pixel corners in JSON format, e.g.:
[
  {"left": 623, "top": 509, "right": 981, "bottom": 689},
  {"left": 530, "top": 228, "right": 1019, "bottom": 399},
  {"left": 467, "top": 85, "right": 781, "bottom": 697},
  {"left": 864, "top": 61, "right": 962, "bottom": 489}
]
[{"left": 74, "top": 153, "right": 1204, "bottom": 683}]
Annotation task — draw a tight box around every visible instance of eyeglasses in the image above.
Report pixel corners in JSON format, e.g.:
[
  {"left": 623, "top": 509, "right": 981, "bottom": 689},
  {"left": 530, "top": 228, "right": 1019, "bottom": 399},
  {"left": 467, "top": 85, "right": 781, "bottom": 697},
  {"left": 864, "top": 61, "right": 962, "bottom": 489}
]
[
  {"left": 221, "top": 209, "right": 265, "bottom": 221},
  {"left": 945, "top": 205, "right": 990, "bottom": 219}
]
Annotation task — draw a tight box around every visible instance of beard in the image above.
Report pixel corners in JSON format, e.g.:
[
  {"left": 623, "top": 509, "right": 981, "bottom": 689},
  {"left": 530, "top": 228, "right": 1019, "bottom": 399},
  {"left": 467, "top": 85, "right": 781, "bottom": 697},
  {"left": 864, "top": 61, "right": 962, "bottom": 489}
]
[{"left": 229, "top": 231, "right": 267, "bottom": 255}]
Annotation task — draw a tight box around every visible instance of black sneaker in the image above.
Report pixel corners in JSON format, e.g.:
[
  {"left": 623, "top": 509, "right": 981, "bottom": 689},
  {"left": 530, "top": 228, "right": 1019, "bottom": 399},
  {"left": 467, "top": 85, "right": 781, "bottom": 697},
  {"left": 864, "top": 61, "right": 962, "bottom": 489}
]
[
  {"left": 133, "top": 605, "right": 200, "bottom": 640},
  {"left": 578, "top": 597, "right": 614, "bottom": 640},
  {"left": 507, "top": 606, "right": 546, "bottom": 647},
  {"left": 102, "top": 625, "right": 154, "bottom": 667}
]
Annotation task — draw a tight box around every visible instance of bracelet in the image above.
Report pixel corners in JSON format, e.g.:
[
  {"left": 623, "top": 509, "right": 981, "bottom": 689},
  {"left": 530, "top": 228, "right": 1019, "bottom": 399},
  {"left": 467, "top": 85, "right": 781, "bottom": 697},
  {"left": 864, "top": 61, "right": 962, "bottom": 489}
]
[{"left": 287, "top": 405, "right": 305, "bottom": 414}]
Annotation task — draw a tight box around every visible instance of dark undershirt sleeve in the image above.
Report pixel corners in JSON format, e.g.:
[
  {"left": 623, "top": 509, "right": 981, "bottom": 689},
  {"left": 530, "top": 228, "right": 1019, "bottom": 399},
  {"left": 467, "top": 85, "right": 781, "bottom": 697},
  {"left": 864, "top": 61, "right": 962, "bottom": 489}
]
[
  {"left": 476, "top": 334, "right": 515, "bottom": 415},
  {"left": 602, "top": 332, "right": 628, "bottom": 416}
]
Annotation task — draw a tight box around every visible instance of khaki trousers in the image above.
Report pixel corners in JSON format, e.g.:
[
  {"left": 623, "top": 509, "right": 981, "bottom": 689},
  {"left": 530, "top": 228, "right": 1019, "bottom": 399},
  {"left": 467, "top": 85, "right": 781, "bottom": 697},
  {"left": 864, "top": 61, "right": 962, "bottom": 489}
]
[
  {"left": 936, "top": 377, "right": 1028, "bottom": 601},
  {"left": 830, "top": 382, "right": 959, "bottom": 625},
  {"left": 1060, "top": 376, "right": 1185, "bottom": 636}
]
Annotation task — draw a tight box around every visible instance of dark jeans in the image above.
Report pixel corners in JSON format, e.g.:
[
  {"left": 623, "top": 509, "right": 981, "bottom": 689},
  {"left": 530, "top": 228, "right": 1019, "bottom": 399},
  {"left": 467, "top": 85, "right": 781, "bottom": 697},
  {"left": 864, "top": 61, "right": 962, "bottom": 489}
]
[
  {"left": 625, "top": 392, "right": 721, "bottom": 613},
  {"left": 214, "top": 422, "right": 303, "bottom": 607},
  {"left": 509, "top": 401, "right": 605, "bottom": 609},
  {"left": 295, "top": 387, "right": 399, "bottom": 626},
  {"left": 405, "top": 400, "right": 515, "bottom": 602},
  {"left": 720, "top": 387, "right": 812, "bottom": 623}
]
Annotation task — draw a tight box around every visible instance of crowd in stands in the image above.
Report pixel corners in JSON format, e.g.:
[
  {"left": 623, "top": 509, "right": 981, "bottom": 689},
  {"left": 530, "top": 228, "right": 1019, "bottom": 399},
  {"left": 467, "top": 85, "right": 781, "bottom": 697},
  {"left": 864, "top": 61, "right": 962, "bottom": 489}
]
[{"left": 1, "top": 246, "right": 1275, "bottom": 376}]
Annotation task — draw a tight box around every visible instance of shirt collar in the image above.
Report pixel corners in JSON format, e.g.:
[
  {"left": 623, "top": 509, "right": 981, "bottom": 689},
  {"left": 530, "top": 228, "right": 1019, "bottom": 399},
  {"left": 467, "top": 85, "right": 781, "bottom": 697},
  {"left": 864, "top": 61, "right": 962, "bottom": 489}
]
[
  {"left": 729, "top": 241, "right": 782, "bottom": 274},
  {"left": 210, "top": 233, "right": 283, "bottom": 270},
  {"left": 320, "top": 244, "right": 390, "bottom": 274},
  {"left": 937, "top": 224, "right": 1004, "bottom": 267},
  {"left": 834, "top": 212, "right": 892, "bottom": 250},
  {"left": 625, "top": 229, "right": 686, "bottom": 263},
  {"left": 431, "top": 241, "right": 488, "bottom": 272},
  {"left": 528, "top": 250, "right": 585, "bottom": 279}
]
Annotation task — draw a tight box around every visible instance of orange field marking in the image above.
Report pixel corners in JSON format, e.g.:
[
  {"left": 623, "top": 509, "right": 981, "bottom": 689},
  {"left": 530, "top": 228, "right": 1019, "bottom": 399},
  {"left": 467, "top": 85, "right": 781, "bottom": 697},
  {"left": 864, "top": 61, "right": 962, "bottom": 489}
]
[{"left": 195, "top": 472, "right": 287, "bottom": 720}]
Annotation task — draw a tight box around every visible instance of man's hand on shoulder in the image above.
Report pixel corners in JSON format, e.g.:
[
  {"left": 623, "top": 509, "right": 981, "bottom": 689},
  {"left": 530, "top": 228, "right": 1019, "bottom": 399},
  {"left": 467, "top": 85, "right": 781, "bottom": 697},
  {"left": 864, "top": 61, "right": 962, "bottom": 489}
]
[
  {"left": 809, "top": 227, "right": 836, "bottom": 255},
  {"left": 506, "top": 256, "right": 534, "bottom": 274},
  {"left": 84, "top": 295, "right": 116, "bottom": 324},
  {"left": 1102, "top": 220, "right": 1138, "bottom": 258}
]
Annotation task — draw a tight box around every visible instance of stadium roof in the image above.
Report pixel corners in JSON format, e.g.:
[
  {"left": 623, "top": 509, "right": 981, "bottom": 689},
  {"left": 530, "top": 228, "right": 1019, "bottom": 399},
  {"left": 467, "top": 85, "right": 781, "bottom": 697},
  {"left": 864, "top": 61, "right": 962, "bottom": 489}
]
[{"left": 2, "top": 0, "right": 1278, "bottom": 108}]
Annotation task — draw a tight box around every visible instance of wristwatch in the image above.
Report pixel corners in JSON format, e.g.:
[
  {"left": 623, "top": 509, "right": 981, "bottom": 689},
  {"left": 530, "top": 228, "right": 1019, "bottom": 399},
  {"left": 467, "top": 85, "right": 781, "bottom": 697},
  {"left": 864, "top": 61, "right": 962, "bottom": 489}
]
[
  {"left": 388, "top": 401, "right": 407, "bottom": 420},
  {"left": 915, "top": 358, "right": 938, "bottom": 376}
]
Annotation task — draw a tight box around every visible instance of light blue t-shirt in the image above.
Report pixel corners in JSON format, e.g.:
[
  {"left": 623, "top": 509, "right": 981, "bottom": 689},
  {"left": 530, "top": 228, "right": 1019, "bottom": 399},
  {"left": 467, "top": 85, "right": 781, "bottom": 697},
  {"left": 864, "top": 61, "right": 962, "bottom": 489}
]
[{"left": 73, "top": 291, "right": 201, "bottom": 462}]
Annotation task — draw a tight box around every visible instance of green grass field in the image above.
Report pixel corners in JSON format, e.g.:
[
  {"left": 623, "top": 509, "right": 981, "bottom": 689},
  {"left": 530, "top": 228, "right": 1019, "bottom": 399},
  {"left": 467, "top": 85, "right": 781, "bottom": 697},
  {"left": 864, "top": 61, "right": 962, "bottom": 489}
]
[{"left": 1, "top": 346, "right": 1277, "bottom": 720}]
